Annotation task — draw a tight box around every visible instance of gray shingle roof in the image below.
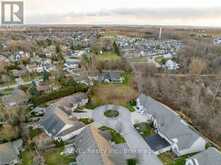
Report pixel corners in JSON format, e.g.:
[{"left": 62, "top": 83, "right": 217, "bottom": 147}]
[
  {"left": 74, "top": 126, "right": 114, "bottom": 165},
  {"left": 138, "top": 94, "right": 201, "bottom": 150},
  {"left": 40, "top": 106, "right": 84, "bottom": 137},
  {"left": 98, "top": 71, "right": 122, "bottom": 82},
  {"left": 189, "top": 147, "right": 221, "bottom": 165},
  {"left": 2, "top": 88, "right": 27, "bottom": 108},
  {"left": 40, "top": 106, "right": 66, "bottom": 136},
  {"left": 0, "top": 139, "right": 23, "bottom": 165}
]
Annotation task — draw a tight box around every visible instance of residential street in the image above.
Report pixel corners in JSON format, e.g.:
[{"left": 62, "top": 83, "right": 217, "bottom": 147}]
[{"left": 0, "top": 79, "right": 41, "bottom": 91}]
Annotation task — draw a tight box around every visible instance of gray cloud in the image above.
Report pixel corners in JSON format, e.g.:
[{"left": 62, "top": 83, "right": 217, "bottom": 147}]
[
  {"left": 25, "top": 7, "right": 221, "bottom": 25},
  {"left": 78, "top": 7, "right": 221, "bottom": 18}
]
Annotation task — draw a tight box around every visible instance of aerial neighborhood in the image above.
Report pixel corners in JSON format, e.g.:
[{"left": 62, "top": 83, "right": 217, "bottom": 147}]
[{"left": 0, "top": 26, "right": 220, "bottom": 165}]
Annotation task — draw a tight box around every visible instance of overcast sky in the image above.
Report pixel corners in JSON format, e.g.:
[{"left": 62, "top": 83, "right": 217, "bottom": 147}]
[{"left": 21, "top": 0, "right": 221, "bottom": 26}]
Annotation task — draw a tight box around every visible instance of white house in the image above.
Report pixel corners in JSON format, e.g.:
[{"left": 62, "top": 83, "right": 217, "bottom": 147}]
[
  {"left": 214, "top": 38, "right": 221, "bottom": 45},
  {"left": 165, "top": 59, "right": 179, "bottom": 70},
  {"left": 136, "top": 94, "right": 206, "bottom": 156},
  {"left": 185, "top": 147, "right": 221, "bottom": 165}
]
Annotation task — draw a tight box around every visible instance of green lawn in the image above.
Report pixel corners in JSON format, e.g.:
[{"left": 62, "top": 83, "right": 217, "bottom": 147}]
[
  {"left": 104, "top": 110, "right": 119, "bottom": 118},
  {"left": 159, "top": 152, "right": 188, "bottom": 165},
  {"left": 127, "top": 99, "right": 136, "bottom": 112},
  {"left": 20, "top": 150, "right": 34, "bottom": 165},
  {"left": 43, "top": 147, "right": 75, "bottom": 165},
  {"left": 127, "top": 159, "right": 137, "bottom": 165},
  {"left": 96, "top": 52, "right": 121, "bottom": 62},
  {"left": 134, "top": 122, "right": 155, "bottom": 137},
  {"left": 79, "top": 118, "right": 94, "bottom": 125},
  {"left": 155, "top": 56, "right": 168, "bottom": 65},
  {"left": 99, "top": 126, "right": 126, "bottom": 144}
]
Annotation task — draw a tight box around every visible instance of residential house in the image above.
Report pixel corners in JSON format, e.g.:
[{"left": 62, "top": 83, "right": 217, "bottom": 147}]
[
  {"left": 98, "top": 70, "right": 124, "bottom": 84},
  {"left": 185, "top": 147, "right": 221, "bottom": 165},
  {"left": 214, "top": 38, "right": 221, "bottom": 45},
  {"left": 164, "top": 60, "right": 179, "bottom": 70},
  {"left": 136, "top": 94, "right": 206, "bottom": 156},
  {"left": 39, "top": 105, "right": 85, "bottom": 141},
  {"left": 0, "top": 55, "right": 10, "bottom": 72},
  {"left": 0, "top": 139, "right": 23, "bottom": 165},
  {"left": 64, "top": 58, "right": 80, "bottom": 71},
  {"left": 36, "top": 81, "right": 50, "bottom": 93},
  {"left": 73, "top": 126, "right": 133, "bottom": 165},
  {"left": 55, "top": 93, "right": 88, "bottom": 114},
  {"left": 2, "top": 88, "right": 28, "bottom": 110},
  {"left": 26, "top": 64, "right": 38, "bottom": 73},
  {"left": 12, "top": 51, "right": 30, "bottom": 62}
]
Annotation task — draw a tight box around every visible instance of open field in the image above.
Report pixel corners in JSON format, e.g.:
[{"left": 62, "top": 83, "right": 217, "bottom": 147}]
[
  {"left": 87, "top": 72, "right": 138, "bottom": 108},
  {"left": 88, "top": 83, "right": 138, "bottom": 108},
  {"left": 96, "top": 52, "right": 121, "bottom": 62}
]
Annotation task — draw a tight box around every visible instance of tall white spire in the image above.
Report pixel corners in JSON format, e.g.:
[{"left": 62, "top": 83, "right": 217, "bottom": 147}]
[{"left": 159, "top": 27, "right": 162, "bottom": 40}]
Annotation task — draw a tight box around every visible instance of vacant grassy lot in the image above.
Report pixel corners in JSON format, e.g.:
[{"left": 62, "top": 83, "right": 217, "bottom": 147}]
[
  {"left": 96, "top": 52, "right": 121, "bottom": 62},
  {"left": 88, "top": 83, "right": 138, "bottom": 108},
  {"left": 134, "top": 122, "right": 155, "bottom": 137},
  {"left": 43, "top": 147, "right": 75, "bottom": 165},
  {"left": 159, "top": 152, "right": 188, "bottom": 165},
  {"left": 0, "top": 124, "right": 19, "bottom": 142}
]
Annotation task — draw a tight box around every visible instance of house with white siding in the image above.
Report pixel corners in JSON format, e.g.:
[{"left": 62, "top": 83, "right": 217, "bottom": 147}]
[
  {"left": 136, "top": 94, "right": 206, "bottom": 156},
  {"left": 185, "top": 147, "right": 221, "bottom": 165}
]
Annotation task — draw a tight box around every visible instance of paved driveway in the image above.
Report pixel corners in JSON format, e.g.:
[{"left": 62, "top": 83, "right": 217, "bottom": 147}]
[{"left": 92, "top": 105, "right": 163, "bottom": 165}]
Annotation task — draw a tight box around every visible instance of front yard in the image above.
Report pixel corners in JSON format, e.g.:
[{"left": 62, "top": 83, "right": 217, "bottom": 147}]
[
  {"left": 43, "top": 146, "right": 75, "bottom": 165},
  {"left": 134, "top": 122, "right": 155, "bottom": 137},
  {"left": 159, "top": 152, "right": 189, "bottom": 165},
  {"left": 99, "top": 126, "right": 126, "bottom": 144}
]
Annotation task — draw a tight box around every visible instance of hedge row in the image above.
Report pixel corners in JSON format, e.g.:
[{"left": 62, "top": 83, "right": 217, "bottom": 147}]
[{"left": 30, "top": 83, "right": 88, "bottom": 106}]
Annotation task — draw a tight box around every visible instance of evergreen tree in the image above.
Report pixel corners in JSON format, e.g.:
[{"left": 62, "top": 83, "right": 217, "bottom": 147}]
[
  {"left": 113, "top": 41, "right": 120, "bottom": 56},
  {"left": 43, "top": 70, "right": 49, "bottom": 82},
  {"left": 29, "top": 81, "right": 38, "bottom": 96}
]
